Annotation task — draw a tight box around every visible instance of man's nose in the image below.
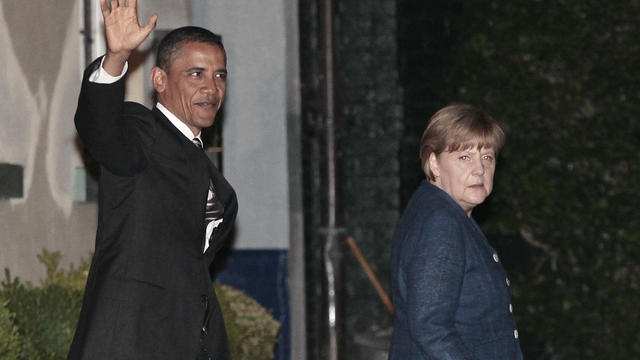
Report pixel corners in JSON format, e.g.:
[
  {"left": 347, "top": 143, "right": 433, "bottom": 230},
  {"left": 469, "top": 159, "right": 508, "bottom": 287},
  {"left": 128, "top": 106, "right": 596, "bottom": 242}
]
[{"left": 202, "top": 77, "right": 218, "bottom": 93}]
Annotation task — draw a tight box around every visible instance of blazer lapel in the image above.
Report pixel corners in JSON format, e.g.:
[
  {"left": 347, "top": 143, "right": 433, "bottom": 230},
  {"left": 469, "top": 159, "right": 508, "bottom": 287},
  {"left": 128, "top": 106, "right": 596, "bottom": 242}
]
[{"left": 152, "top": 107, "right": 210, "bottom": 251}]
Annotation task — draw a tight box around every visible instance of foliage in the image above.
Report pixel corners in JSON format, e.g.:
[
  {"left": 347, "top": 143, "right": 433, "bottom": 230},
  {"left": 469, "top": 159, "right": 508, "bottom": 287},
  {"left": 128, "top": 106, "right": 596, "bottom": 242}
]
[
  {"left": 1, "top": 251, "right": 89, "bottom": 360},
  {"left": 1, "top": 279, "right": 82, "bottom": 360},
  {"left": 36, "top": 249, "right": 91, "bottom": 292},
  {"left": 438, "top": 0, "right": 640, "bottom": 358},
  {"left": 0, "top": 250, "right": 280, "bottom": 360},
  {"left": 215, "top": 284, "right": 281, "bottom": 360},
  {"left": 0, "top": 299, "right": 21, "bottom": 360}
]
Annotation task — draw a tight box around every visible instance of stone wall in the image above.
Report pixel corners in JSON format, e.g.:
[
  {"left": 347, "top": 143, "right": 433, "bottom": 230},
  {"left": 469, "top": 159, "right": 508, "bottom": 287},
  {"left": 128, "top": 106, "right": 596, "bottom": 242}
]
[
  {"left": 299, "top": 1, "right": 467, "bottom": 358},
  {"left": 299, "top": 0, "right": 403, "bottom": 357},
  {"left": 335, "top": 0, "right": 403, "bottom": 351}
]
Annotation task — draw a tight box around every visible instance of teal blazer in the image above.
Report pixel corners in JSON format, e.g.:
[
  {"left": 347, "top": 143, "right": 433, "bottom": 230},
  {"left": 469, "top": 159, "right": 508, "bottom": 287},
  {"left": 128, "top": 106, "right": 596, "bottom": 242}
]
[{"left": 389, "top": 181, "right": 523, "bottom": 359}]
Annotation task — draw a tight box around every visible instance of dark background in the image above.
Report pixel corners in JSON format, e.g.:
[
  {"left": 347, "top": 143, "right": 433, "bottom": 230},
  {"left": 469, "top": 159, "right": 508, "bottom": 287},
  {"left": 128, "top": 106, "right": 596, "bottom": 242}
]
[{"left": 300, "top": 0, "right": 640, "bottom": 359}]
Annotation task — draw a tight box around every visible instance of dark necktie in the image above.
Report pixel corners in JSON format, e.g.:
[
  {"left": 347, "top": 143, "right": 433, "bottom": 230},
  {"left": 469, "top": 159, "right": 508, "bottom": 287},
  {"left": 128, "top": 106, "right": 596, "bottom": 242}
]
[{"left": 192, "top": 138, "right": 224, "bottom": 247}]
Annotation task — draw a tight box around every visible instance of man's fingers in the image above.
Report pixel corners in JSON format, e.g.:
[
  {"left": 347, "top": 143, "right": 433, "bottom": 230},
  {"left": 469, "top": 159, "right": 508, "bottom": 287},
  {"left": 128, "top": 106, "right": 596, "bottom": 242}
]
[
  {"left": 110, "top": 0, "right": 118, "bottom": 12},
  {"left": 99, "top": 0, "right": 109, "bottom": 17},
  {"left": 142, "top": 14, "right": 158, "bottom": 35},
  {"left": 129, "top": 0, "right": 137, "bottom": 9}
]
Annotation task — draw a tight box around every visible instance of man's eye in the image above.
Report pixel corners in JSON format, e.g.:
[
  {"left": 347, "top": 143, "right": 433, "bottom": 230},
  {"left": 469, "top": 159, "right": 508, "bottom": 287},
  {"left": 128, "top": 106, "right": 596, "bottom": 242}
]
[
  {"left": 190, "top": 72, "right": 202, "bottom": 77},
  {"left": 216, "top": 73, "right": 227, "bottom": 79}
]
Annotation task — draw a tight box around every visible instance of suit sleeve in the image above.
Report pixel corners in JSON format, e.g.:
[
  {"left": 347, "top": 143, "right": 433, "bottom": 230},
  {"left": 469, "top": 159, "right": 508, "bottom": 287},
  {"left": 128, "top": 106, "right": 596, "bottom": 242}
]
[
  {"left": 74, "top": 57, "right": 151, "bottom": 177},
  {"left": 404, "top": 209, "right": 477, "bottom": 360}
]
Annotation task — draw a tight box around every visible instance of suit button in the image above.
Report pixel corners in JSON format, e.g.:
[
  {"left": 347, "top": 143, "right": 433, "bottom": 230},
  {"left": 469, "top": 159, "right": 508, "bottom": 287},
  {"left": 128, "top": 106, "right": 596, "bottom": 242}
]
[
  {"left": 514, "top": 329, "right": 519, "bottom": 339},
  {"left": 492, "top": 253, "right": 499, "bottom": 262},
  {"left": 506, "top": 277, "right": 510, "bottom": 286},
  {"left": 509, "top": 304, "right": 513, "bottom": 313},
  {"left": 201, "top": 295, "right": 208, "bottom": 305}
]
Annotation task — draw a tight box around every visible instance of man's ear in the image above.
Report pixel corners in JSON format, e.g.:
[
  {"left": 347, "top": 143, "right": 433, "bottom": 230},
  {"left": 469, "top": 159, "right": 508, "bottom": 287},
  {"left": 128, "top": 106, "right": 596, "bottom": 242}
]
[
  {"left": 151, "top": 66, "right": 167, "bottom": 93},
  {"left": 428, "top": 152, "right": 440, "bottom": 178}
]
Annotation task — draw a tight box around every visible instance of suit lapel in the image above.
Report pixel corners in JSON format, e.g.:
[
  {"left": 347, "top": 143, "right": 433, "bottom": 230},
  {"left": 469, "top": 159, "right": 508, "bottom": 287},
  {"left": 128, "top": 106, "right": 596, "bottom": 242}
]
[
  {"left": 152, "top": 108, "right": 210, "bottom": 251},
  {"left": 150, "top": 107, "right": 237, "bottom": 259}
]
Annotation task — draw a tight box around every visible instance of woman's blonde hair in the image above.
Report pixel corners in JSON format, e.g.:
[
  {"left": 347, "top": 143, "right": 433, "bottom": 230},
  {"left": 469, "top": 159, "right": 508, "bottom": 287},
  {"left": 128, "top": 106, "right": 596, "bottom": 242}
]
[{"left": 420, "top": 104, "right": 505, "bottom": 181}]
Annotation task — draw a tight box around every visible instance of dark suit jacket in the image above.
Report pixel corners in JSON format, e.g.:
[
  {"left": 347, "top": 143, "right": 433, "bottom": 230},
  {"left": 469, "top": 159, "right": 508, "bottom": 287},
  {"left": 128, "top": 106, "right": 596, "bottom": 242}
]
[
  {"left": 389, "top": 180, "right": 522, "bottom": 360},
  {"left": 67, "top": 58, "right": 238, "bottom": 360}
]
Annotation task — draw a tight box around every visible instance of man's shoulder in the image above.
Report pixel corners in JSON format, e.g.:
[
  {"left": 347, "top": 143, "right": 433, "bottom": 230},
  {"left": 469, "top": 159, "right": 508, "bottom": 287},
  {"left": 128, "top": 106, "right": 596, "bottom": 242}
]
[
  {"left": 119, "top": 102, "right": 160, "bottom": 152},
  {"left": 120, "top": 102, "right": 157, "bottom": 131},
  {"left": 123, "top": 101, "right": 153, "bottom": 116}
]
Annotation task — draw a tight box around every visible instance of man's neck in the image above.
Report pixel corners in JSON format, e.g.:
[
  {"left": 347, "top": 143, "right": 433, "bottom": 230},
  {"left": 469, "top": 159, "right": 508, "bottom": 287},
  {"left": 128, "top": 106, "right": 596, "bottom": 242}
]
[{"left": 156, "top": 102, "right": 201, "bottom": 140}]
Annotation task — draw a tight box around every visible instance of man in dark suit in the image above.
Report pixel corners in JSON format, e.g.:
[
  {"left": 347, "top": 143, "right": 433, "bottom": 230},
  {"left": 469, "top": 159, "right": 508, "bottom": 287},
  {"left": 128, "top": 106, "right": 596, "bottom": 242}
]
[{"left": 67, "top": 1, "right": 237, "bottom": 359}]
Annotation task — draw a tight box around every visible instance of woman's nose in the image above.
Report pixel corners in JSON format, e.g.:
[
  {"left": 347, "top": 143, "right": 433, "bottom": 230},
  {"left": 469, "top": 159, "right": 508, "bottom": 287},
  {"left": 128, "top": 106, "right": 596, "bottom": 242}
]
[{"left": 471, "top": 157, "right": 485, "bottom": 175}]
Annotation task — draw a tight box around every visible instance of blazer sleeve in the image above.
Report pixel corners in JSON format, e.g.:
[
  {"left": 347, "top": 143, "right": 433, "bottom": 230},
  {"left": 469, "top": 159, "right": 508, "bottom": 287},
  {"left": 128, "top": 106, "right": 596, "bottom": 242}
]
[
  {"left": 74, "top": 57, "right": 152, "bottom": 177},
  {"left": 404, "top": 208, "right": 477, "bottom": 360}
]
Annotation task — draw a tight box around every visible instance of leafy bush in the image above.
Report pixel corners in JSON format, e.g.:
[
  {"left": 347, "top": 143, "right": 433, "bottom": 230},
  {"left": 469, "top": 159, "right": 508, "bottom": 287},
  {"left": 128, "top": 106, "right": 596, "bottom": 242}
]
[
  {"left": 0, "top": 299, "right": 21, "bottom": 360},
  {"left": 1, "top": 250, "right": 280, "bottom": 360},
  {"left": 216, "top": 284, "right": 281, "bottom": 360},
  {"left": 1, "top": 272, "right": 82, "bottom": 360},
  {"left": 1, "top": 249, "right": 91, "bottom": 360},
  {"left": 436, "top": 0, "right": 640, "bottom": 358},
  {"left": 36, "top": 249, "right": 91, "bottom": 292}
]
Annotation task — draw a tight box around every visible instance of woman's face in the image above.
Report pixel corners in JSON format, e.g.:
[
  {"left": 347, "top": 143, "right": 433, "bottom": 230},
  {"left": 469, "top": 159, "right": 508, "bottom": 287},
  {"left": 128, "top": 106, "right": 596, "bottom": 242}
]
[{"left": 429, "top": 145, "right": 496, "bottom": 216}]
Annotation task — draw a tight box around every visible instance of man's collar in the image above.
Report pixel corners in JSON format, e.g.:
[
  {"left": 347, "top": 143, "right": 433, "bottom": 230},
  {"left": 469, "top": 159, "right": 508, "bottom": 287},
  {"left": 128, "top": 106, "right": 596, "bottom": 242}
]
[{"left": 156, "top": 102, "right": 202, "bottom": 142}]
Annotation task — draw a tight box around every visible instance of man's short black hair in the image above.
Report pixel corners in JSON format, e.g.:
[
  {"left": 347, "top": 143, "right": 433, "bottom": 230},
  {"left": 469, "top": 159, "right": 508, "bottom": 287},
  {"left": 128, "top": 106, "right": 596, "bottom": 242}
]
[{"left": 156, "top": 26, "right": 224, "bottom": 72}]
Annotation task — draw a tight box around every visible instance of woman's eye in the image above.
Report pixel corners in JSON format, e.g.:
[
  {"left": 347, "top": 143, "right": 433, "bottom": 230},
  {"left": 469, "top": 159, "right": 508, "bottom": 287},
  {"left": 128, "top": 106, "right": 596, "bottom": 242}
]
[
  {"left": 459, "top": 155, "right": 470, "bottom": 160},
  {"left": 483, "top": 155, "right": 495, "bottom": 161}
]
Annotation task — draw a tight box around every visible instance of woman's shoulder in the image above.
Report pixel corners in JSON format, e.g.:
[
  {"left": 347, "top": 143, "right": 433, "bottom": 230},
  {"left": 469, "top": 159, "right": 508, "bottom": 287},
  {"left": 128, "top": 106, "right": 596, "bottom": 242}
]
[
  {"left": 394, "top": 183, "right": 469, "bottom": 259},
  {"left": 396, "top": 183, "right": 466, "bottom": 238},
  {"left": 406, "top": 181, "right": 464, "bottom": 218}
]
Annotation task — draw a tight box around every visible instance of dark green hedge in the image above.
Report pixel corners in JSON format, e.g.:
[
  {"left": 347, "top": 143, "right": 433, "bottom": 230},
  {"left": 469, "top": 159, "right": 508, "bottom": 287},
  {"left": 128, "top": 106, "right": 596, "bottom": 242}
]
[
  {"left": 1, "top": 249, "right": 86, "bottom": 360},
  {"left": 0, "top": 250, "right": 279, "bottom": 360},
  {"left": 437, "top": 0, "right": 640, "bottom": 358},
  {"left": 1, "top": 275, "right": 81, "bottom": 360},
  {"left": 0, "top": 298, "right": 20, "bottom": 360}
]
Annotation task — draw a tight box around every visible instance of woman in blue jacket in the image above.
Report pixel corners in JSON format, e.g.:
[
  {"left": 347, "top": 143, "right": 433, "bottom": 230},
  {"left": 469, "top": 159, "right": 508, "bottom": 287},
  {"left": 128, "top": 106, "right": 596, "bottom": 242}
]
[{"left": 389, "top": 104, "right": 523, "bottom": 360}]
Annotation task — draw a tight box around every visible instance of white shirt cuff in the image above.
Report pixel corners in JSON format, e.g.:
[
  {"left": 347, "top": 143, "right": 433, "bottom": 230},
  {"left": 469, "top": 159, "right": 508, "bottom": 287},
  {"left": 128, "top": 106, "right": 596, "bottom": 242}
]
[{"left": 88, "top": 57, "right": 129, "bottom": 84}]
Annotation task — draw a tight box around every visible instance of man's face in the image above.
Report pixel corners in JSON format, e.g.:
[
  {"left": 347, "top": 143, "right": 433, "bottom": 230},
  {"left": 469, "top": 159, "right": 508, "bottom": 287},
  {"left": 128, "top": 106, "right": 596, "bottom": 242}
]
[{"left": 153, "top": 41, "right": 227, "bottom": 136}]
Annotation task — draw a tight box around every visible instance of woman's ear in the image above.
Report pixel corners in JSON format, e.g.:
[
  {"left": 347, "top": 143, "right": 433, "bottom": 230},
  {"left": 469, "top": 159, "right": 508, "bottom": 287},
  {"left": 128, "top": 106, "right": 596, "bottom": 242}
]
[
  {"left": 428, "top": 152, "right": 440, "bottom": 178},
  {"left": 151, "top": 67, "right": 167, "bottom": 93}
]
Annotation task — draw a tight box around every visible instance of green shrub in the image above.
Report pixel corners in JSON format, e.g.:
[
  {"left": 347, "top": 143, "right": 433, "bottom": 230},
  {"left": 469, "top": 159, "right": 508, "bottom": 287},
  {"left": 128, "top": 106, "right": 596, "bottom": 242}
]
[
  {"left": 216, "top": 284, "right": 281, "bottom": 360},
  {"left": 2, "top": 268, "right": 84, "bottom": 360},
  {"left": 0, "top": 250, "right": 280, "bottom": 360},
  {"left": 0, "top": 299, "right": 21, "bottom": 360},
  {"left": 36, "top": 249, "right": 91, "bottom": 292}
]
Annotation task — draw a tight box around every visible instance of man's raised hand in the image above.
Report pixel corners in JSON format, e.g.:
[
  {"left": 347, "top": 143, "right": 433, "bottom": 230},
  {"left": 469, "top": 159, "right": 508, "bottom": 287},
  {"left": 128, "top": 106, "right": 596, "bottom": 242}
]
[{"left": 101, "top": 0, "right": 158, "bottom": 76}]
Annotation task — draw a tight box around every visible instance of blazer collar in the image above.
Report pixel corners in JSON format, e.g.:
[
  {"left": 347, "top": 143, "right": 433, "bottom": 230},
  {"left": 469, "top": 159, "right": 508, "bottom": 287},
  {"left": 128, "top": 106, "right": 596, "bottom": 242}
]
[
  {"left": 423, "top": 180, "right": 497, "bottom": 255},
  {"left": 422, "top": 180, "right": 470, "bottom": 219},
  {"left": 155, "top": 102, "right": 203, "bottom": 143}
]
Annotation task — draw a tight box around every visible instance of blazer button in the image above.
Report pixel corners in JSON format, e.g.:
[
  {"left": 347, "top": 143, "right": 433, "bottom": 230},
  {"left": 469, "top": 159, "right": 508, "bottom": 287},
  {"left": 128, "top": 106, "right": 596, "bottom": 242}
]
[
  {"left": 509, "top": 304, "right": 513, "bottom": 313},
  {"left": 514, "top": 329, "right": 519, "bottom": 339},
  {"left": 492, "top": 253, "right": 499, "bottom": 262},
  {"left": 506, "top": 277, "right": 511, "bottom": 286},
  {"left": 201, "top": 295, "right": 208, "bottom": 305}
]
